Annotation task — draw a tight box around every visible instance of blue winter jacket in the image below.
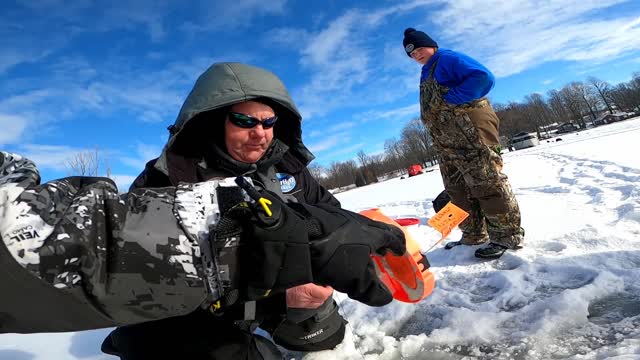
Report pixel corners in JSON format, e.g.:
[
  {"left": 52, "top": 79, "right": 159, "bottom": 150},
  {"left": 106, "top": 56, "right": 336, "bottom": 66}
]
[{"left": 420, "top": 49, "right": 495, "bottom": 105}]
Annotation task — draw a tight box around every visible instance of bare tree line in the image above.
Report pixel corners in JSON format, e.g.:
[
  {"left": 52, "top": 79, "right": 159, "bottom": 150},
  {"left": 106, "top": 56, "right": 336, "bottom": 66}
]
[
  {"left": 316, "top": 117, "right": 438, "bottom": 191},
  {"left": 494, "top": 73, "right": 640, "bottom": 139},
  {"left": 312, "top": 71, "right": 640, "bottom": 191},
  {"left": 65, "top": 147, "right": 112, "bottom": 178}
]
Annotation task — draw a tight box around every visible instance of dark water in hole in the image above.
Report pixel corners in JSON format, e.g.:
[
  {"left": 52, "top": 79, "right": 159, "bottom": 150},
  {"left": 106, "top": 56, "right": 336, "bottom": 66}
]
[{"left": 587, "top": 292, "right": 640, "bottom": 325}]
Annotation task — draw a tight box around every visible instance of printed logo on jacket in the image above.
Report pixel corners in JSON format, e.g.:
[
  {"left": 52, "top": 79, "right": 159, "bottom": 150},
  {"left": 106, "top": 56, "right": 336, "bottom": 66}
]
[{"left": 276, "top": 173, "right": 296, "bottom": 193}]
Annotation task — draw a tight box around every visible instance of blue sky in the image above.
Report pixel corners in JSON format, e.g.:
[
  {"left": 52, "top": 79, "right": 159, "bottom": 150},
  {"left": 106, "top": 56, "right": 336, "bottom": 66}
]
[{"left": 2, "top": 0, "right": 640, "bottom": 190}]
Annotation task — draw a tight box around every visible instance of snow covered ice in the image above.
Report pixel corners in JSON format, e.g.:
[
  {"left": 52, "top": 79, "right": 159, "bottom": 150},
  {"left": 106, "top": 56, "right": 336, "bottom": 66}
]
[
  {"left": 2, "top": 118, "right": 640, "bottom": 359},
  {"left": 292, "top": 118, "right": 640, "bottom": 360}
]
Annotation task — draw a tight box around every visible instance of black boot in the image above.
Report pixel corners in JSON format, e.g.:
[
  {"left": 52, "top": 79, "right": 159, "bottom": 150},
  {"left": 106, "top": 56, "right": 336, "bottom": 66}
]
[
  {"left": 474, "top": 243, "right": 508, "bottom": 259},
  {"left": 445, "top": 234, "right": 489, "bottom": 250}
]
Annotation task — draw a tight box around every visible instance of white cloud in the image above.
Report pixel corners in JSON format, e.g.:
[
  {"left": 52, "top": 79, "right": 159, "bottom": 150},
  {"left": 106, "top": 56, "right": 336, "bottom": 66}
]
[
  {"left": 426, "top": 0, "right": 640, "bottom": 77},
  {"left": 181, "top": 0, "right": 288, "bottom": 33},
  {"left": 5, "top": 142, "right": 158, "bottom": 183},
  {"left": 16, "top": 144, "right": 90, "bottom": 172},
  {"left": 328, "top": 122, "right": 358, "bottom": 132},
  {"left": 357, "top": 103, "right": 420, "bottom": 122},
  {"left": 272, "top": 2, "right": 434, "bottom": 120},
  {"left": 0, "top": 55, "right": 225, "bottom": 133},
  {"left": 0, "top": 90, "right": 57, "bottom": 146},
  {"left": 543, "top": 79, "right": 555, "bottom": 85},
  {"left": 110, "top": 174, "right": 138, "bottom": 192},
  {"left": 0, "top": 4, "right": 85, "bottom": 74},
  {"left": 98, "top": 0, "right": 169, "bottom": 42},
  {"left": 13, "top": 0, "right": 168, "bottom": 42},
  {"left": 1, "top": 1, "right": 270, "bottom": 76},
  {"left": 305, "top": 104, "right": 418, "bottom": 147},
  {"left": 307, "top": 130, "right": 370, "bottom": 160},
  {"left": 0, "top": 89, "right": 52, "bottom": 109},
  {"left": 323, "top": 142, "right": 366, "bottom": 160},
  {"left": 306, "top": 121, "right": 360, "bottom": 139},
  {"left": 0, "top": 48, "right": 54, "bottom": 75},
  {"left": 265, "top": 28, "right": 312, "bottom": 47},
  {"left": 120, "top": 142, "right": 164, "bottom": 170},
  {"left": 308, "top": 135, "right": 347, "bottom": 153},
  {"left": 269, "top": 0, "right": 640, "bottom": 124},
  {"left": 0, "top": 114, "right": 29, "bottom": 146}
]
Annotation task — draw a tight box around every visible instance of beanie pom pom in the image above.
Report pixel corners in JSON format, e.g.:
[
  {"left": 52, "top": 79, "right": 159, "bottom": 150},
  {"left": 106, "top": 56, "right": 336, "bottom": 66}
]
[{"left": 404, "top": 28, "right": 416, "bottom": 36}]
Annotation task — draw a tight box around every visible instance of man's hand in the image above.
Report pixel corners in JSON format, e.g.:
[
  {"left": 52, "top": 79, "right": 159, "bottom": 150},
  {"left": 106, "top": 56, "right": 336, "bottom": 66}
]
[
  {"left": 240, "top": 190, "right": 313, "bottom": 299},
  {"left": 238, "top": 188, "right": 406, "bottom": 307},
  {"left": 286, "top": 284, "right": 333, "bottom": 309},
  {"left": 290, "top": 203, "right": 406, "bottom": 307}
]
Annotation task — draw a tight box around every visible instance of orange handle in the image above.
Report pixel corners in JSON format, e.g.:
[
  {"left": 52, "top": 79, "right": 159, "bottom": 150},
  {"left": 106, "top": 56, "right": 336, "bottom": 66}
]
[{"left": 359, "top": 208, "right": 435, "bottom": 303}]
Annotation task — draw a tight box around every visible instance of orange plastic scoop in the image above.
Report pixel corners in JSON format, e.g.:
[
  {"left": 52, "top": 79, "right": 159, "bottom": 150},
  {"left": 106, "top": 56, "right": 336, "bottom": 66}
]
[{"left": 359, "top": 208, "right": 435, "bottom": 303}]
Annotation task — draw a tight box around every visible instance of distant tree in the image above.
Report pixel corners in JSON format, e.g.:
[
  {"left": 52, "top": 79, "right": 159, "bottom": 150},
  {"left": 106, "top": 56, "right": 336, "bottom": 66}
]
[
  {"left": 356, "top": 150, "right": 371, "bottom": 174},
  {"left": 587, "top": 77, "right": 614, "bottom": 114},
  {"left": 573, "top": 82, "right": 599, "bottom": 122},
  {"left": 495, "top": 102, "right": 528, "bottom": 137},
  {"left": 401, "top": 118, "right": 435, "bottom": 166},
  {"left": 559, "top": 83, "right": 587, "bottom": 127},
  {"left": 354, "top": 170, "right": 367, "bottom": 187},
  {"left": 384, "top": 138, "right": 404, "bottom": 164},
  {"left": 524, "top": 93, "right": 555, "bottom": 137},
  {"left": 324, "top": 159, "right": 358, "bottom": 189},
  {"left": 547, "top": 89, "right": 571, "bottom": 123},
  {"left": 65, "top": 147, "right": 111, "bottom": 177},
  {"left": 609, "top": 73, "right": 640, "bottom": 112},
  {"left": 367, "top": 153, "right": 385, "bottom": 178},
  {"left": 610, "top": 83, "right": 638, "bottom": 112}
]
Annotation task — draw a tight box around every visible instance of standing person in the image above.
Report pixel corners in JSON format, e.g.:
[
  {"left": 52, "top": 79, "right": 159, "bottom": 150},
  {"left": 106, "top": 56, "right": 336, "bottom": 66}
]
[
  {"left": 0, "top": 62, "right": 406, "bottom": 359},
  {"left": 402, "top": 28, "right": 524, "bottom": 259}
]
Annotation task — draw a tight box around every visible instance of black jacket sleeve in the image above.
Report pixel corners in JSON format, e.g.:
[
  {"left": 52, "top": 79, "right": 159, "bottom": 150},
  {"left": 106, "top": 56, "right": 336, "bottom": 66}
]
[
  {"left": 0, "top": 152, "right": 211, "bottom": 333},
  {"left": 299, "top": 168, "right": 341, "bottom": 207}
]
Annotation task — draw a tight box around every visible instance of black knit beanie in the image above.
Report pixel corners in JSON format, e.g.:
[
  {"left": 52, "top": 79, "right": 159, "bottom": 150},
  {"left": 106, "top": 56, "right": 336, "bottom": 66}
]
[{"left": 403, "top": 28, "right": 438, "bottom": 56}]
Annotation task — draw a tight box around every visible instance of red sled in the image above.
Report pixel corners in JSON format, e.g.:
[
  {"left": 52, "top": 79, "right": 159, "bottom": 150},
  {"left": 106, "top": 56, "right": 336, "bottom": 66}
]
[{"left": 395, "top": 217, "right": 420, "bottom": 226}]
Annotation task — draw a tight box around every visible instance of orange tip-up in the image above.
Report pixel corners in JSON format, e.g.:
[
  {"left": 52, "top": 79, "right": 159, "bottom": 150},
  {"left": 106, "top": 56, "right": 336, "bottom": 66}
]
[{"left": 359, "top": 208, "right": 435, "bottom": 303}]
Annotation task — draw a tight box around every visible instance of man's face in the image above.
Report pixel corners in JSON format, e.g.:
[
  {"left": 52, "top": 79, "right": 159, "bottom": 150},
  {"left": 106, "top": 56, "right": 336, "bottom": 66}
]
[
  {"left": 224, "top": 101, "right": 275, "bottom": 163},
  {"left": 410, "top": 47, "right": 436, "bottom": 65}
]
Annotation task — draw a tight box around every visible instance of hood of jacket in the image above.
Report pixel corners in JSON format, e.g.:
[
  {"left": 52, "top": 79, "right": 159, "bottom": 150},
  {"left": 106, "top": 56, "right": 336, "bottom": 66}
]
[{"left": 153, "top": 62, "right": 314, "bottom": 178}]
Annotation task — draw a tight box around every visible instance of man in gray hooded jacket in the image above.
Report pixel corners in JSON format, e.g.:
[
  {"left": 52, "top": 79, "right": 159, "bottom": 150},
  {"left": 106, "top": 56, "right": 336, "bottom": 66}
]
[{"left": 0, "top": 63, "right": 406, "bottom": 359}]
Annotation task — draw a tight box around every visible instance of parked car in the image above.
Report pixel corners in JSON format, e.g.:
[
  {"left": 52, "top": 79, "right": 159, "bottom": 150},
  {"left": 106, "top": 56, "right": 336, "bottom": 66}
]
[
  {"left": 510, "top": 132, "right": 540, "bottom": 150},
  {"left": 556, "top": 122, "right": 580, "bottom": 134}
]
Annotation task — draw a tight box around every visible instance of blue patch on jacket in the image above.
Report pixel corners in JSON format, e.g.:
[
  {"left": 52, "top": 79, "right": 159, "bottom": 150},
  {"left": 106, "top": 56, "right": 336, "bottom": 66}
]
[
  {"left": 277, "top": 173, "right": 296, "bottom": 193},
  {"left": 420, "top": 48, "right": 495, "bottom": 105}
]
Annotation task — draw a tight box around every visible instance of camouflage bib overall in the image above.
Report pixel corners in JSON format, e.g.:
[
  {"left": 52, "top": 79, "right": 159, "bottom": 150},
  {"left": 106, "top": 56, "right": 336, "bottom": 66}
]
[{"left": 420, "top": 60, "right": 523, "bottom": 248}]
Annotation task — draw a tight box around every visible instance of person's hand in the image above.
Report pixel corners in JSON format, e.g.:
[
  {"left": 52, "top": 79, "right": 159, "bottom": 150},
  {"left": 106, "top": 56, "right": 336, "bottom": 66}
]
[
  {"left": 239, "top": 190, "right": 313, "bottom": 300},
  {"left": 289, "top": 203, "right": 406, "bottom": 307},
  {"left": 236, "top": 187, "right": 406, "bottom": 307},
  {"left": 286, "top": 283, "right": 333, "bottom": 309}
]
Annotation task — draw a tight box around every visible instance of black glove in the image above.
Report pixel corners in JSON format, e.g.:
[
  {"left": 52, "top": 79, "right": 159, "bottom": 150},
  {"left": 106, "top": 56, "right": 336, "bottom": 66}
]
[
  {"left": 223, "top": 183, "right": 406, "bottom": 307},
  {"left": 240, "top": 190, "right": 313, "bottom": 300},
  {"left": 432, "top": 190, "right": 450, "bottom": 213},
  {"left": 208, "top": 186, "right": 313, "bottom": 311},
  {"left": 271, "top": 299, "right": 346, "bottom": 352},
  {"left": 291, "top": 203, "right": 406, "bottom": 306}
]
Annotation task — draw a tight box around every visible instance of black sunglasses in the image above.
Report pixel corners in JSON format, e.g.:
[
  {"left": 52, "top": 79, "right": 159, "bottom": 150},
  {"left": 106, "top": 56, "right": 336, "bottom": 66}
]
[{"left": 228, "top": 112, "right": 278, "bottom": 129}]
